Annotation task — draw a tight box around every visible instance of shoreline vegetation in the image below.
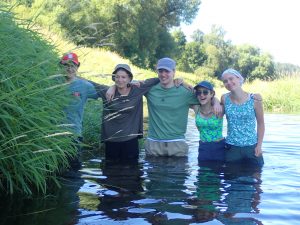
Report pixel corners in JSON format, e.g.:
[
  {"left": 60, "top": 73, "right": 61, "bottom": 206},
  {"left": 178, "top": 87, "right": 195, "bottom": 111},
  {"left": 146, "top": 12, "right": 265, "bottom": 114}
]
[
  {"left": 0, "top": 11, "right": 77, "bottom": 195},
  {"left": 1, "top": 6, "right": 300, "bottom": 195}
]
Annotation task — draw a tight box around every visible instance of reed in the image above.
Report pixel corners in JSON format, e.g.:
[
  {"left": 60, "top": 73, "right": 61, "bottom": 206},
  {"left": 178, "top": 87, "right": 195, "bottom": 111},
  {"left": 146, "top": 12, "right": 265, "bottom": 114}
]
[
  {"left": 0, "top": 11, "right": 76, "bottom": 195},
  {"left": 238, "top": 76, "right": 300, "bottom": 113}
]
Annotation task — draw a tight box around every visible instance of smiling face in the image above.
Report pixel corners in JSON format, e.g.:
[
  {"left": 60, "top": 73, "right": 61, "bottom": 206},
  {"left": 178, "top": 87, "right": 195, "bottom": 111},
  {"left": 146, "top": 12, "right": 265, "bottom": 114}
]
[
  {"left": 195, "top": 87, "right": 214, "bottom": 105},
  {"left": 114, "top": 69, "right": 131, "bottom": 89},
  {"left": 222, "top": 73, "right": 241, "bottom": 91},
  {"left": 157, "top": 68, "right": 175, "bottom": 88}
]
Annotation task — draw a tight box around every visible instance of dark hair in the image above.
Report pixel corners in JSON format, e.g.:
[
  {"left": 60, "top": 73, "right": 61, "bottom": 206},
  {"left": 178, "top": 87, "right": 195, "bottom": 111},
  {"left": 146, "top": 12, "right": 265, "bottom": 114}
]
[{"left": 113, "top": 68, "right": 133, "bottom": 80}]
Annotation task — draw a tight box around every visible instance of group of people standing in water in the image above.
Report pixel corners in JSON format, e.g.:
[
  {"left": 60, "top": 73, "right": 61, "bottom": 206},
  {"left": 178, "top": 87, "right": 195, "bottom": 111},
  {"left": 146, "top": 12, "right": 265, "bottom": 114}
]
[{"left": 60, "top": 52, "right": 264, "bottom": 172}]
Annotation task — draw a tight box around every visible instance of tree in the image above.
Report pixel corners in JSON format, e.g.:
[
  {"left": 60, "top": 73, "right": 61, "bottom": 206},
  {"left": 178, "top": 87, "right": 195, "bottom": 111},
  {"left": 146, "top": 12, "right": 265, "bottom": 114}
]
[
  {"left": 172, "top": 29, "right": 187, "bottom": 54},
  {"left": 202, "top": 25, "right": 236, "bottom": 77},
  {"left": 191, "top": 29, "right": 204, "bottom": 43},
  {"left": 177, "top": 42, "right": 207, "bottom": 72},
  {"left": 275, "top": 63, "right": 300, "bottom": 77},
  {"left": 234, "top": 45, "right": 275, "bottom": 81}
]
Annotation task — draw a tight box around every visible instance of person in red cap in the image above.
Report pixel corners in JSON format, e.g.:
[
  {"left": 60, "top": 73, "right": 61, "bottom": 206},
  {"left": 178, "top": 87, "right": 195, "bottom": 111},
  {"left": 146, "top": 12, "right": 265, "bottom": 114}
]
[{"left": 60, "top": 52, "right": 99, "bottom": 173}]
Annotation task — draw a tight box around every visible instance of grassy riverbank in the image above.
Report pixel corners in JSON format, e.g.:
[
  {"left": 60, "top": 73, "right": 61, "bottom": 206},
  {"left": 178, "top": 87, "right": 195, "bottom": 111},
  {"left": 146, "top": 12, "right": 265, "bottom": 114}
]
[{"left": 0, "top": 11, "right": 77, "bottom": 195}]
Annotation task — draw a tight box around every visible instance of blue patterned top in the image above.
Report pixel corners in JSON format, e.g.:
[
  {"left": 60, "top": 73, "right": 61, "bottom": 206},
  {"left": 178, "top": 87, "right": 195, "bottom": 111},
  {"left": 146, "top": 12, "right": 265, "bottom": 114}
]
[
  {"left": 224, "top": 93, "right": 257, "bottom": 146},
  {"left": 195, "top": 113, "right": 223, "bottom": 142}
]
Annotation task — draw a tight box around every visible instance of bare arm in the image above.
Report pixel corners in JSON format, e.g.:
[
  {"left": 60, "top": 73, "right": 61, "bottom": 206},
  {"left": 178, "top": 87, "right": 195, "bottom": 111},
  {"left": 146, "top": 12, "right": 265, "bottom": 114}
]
[
  {"left": 106, "top": 85, "right": 116, "bottom": 101},
  {"left": 254, "top": 93, "right": 265, "bottom": 157},
  {"left": 212, "top": 96, "right": 223, "bottom": 117},
  {"left": 220, "top": 94, "right": 226, "bottom": 116}
]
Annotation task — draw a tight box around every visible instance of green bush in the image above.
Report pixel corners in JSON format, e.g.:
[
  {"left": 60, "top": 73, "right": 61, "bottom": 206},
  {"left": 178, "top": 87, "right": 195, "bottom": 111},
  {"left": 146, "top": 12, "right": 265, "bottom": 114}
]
[{"left": 0, "top": 11, "right": 76, "bottom": 195}]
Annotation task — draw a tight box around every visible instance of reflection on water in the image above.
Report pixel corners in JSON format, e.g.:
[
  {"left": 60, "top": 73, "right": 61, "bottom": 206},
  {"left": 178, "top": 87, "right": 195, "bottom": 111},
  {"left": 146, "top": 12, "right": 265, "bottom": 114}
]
[
  {"left": 1, "top": 114, "right": 300, "bottom": 225},
  {"left": 0, "top": 178, "right": 83, "bottom": 225}
]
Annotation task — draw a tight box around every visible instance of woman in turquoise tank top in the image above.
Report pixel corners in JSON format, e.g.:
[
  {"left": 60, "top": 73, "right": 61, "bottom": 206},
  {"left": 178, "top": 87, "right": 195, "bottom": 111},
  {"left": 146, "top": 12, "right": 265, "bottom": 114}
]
[
  {"left": 220, "top": 69, "right": 264, "bottom": 167},
  {"left": 192, "top": 81, "right": 225, "bottom": 162}
]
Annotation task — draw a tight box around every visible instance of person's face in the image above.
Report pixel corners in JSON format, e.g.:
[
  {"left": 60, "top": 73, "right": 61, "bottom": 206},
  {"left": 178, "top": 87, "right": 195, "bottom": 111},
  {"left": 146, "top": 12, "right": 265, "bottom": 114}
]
[
  {"left": 222, "top": 73, "right": 241, "bottom": 91},
  {"left": 195, "top": 87, "right": 214, "bottom": 105},
  {"left": 61, "top": 61, "right": 78, "bottom": 78},
  {"left": 157, "top": 69, "right": 174, "bottom": 86},
  {"left": 114, "top": 70, "right": 131, "bottom": 88}
]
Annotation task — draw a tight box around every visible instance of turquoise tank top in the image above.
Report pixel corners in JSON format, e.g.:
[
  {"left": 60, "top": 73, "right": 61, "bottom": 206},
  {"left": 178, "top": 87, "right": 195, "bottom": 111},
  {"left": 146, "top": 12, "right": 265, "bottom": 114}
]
[
  {"left": 224, "top": 93, "right": 257, "bottom": 146},
  {"left": 195, "top": 112, "right": 223, "bottom": 142}
]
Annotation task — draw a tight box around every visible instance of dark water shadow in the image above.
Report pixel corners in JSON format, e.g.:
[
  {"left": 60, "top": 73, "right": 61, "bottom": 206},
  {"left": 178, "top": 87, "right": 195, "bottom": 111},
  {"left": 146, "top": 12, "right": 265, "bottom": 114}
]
[
  {"left": 0, "top": 177, "right": 84, "bottom": 225},
  {"left": 219, "top": 162, "right": 264, "bottom": 225}
]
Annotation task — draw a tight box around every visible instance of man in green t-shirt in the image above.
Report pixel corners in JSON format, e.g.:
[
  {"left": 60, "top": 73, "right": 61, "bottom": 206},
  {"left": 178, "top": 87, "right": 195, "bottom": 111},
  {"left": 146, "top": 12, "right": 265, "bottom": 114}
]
[{"left": 145, "top": 57, "right": 199, "bottom": 157}]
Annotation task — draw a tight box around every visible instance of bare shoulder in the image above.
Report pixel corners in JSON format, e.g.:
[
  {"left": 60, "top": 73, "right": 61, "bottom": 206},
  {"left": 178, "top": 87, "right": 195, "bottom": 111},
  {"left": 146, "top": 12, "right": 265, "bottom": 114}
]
[{"left": 252, "top": 93, "right": 263, "bottom": 101}]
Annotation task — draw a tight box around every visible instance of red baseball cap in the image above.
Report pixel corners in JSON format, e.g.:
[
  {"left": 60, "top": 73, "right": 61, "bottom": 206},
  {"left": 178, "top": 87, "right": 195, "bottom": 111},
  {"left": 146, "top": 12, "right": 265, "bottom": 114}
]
[{"left": 60, "top": 52, "right": 79, "bottom": 65}]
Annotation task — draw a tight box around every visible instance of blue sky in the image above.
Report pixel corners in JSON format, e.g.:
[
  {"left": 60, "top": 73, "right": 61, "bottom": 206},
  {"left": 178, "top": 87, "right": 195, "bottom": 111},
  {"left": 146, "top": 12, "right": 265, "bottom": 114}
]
[{"left": 180, "top": 0, "right": 300, "bottom": 66}]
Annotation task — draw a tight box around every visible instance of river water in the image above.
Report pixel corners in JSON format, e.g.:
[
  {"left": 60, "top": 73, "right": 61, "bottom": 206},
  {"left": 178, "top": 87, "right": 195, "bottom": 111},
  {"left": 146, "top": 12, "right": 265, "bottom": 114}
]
[{"left": 0, "top": 114, "right": 300, "bottom": 225}]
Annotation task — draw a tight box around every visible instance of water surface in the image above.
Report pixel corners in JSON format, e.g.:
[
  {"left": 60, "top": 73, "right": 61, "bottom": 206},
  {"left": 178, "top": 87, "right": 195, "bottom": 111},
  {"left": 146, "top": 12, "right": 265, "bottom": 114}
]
[{"left": 1, "top": 114, "right": 300, "bottom": 225}]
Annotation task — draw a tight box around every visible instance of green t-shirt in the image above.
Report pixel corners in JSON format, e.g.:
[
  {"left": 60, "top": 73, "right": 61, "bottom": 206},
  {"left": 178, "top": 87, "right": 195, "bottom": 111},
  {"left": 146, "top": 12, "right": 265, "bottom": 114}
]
[{"left": 145, "top": 84, "right": 199, "bottom": 140}]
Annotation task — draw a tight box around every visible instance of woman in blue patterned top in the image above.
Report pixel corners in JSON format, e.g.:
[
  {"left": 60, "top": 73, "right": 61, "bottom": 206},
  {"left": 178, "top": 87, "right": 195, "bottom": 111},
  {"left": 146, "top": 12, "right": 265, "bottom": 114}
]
[
  {"left": 192, "top": 81, "right": 225, "bottom": 162},
  {"left": 220, "top": 69, "right": 264, "bottom": 167}
]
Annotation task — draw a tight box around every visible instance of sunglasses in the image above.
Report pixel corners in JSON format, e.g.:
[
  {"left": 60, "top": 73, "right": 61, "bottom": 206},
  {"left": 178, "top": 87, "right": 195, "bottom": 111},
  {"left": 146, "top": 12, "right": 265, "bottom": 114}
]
[{"left": 195, "top": 90, "right": 210, "bottom": 96}]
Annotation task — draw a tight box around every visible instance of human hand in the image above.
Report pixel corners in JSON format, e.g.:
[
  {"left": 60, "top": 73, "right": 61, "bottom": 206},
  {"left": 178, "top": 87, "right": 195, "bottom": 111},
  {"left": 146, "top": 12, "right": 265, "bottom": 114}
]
[
  {"left": 130, "top": 80, "right": 142, "bottom": 88},
  {"left": 106, "top": 85, "right": 116, "bottom": 102},
  {"left": 212, "top": 101, "right": 222, "bottom": 117},
  {"left": 174, "top": 78, "right": 193, "bottom": 91},
  {"left": 174, "top": 78, "right": 183, "bottom": 87},
  {"left": 255, "top": 145, "right": 263, "bottom": 157}
]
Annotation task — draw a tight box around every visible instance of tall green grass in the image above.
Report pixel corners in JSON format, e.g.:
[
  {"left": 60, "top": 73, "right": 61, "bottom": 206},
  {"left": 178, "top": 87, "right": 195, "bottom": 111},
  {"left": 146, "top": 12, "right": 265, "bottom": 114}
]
[
  {"left": 244, "top": 77, "right": 300, "bottom": 113},
  {"left": 0, "top": 11, "right": 76, "bottom": 195}
]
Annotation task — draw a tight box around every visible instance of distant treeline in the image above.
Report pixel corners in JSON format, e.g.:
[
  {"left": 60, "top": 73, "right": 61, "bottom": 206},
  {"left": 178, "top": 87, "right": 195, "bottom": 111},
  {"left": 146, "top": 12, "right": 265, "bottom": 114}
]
[{"left": 8, "top": 0, "right": 300, "bottom": 81}]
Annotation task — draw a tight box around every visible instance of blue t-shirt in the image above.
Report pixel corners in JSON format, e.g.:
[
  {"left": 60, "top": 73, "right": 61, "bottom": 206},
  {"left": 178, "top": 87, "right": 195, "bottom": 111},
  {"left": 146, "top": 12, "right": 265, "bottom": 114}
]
[{"left": 64, "top": 78, "right": 98, "bottom": 135}]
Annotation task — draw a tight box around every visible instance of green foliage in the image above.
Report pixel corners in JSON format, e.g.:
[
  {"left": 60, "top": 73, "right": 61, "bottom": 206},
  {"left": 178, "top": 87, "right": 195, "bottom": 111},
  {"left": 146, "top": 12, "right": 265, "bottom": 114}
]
[
  {"left": 8, "top": 0, "right": 299, "bottom": 81},
  {"left": 9, "top": 0, "right": 201, "bottom": 69},
  {"left": 234, "top": 44, "right": 275, "bottom": 81},
  {"left": 202, "top": 25, "right": 236, "bottom": 77},
  {"left": 172, "top": 29, "right": 187, "bottom": 55},
  {"left": 0, "top": 11, "right": 76, "bottom": 195},
  {"left": 177, "top": 42, "right": 207, "bottom": 72},
  {"left": 191, "top": 29, "right": 204, "bottom": 43}
]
